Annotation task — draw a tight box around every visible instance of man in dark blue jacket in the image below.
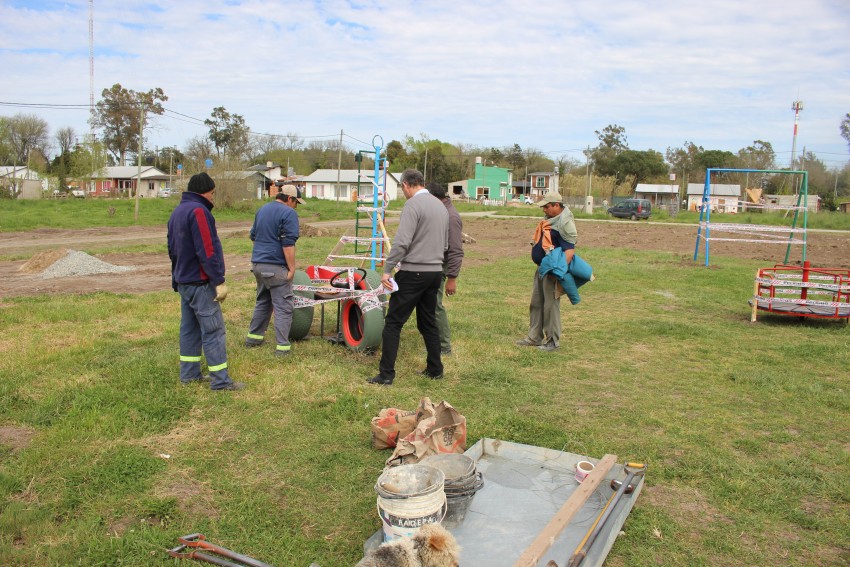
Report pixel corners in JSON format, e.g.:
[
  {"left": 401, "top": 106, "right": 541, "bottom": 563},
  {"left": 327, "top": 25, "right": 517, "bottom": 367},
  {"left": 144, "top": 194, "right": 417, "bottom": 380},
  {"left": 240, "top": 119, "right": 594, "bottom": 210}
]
[
  {"left": 244, "top": 184, "right": 304, "bottom": 356},
  {"left": 167, "top": 172, "right": 243, "bottom": 390}
]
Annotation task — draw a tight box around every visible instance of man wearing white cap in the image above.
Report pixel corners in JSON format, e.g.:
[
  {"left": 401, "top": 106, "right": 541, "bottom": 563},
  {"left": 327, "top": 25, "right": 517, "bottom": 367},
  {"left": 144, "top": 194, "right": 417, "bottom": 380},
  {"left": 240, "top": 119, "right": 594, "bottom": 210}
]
[
  {"left": 516, "top": 191, "right": 577, "bottom": 351},
  {"left": 245, "top": 184, "right": 305, "bottom": 356}
]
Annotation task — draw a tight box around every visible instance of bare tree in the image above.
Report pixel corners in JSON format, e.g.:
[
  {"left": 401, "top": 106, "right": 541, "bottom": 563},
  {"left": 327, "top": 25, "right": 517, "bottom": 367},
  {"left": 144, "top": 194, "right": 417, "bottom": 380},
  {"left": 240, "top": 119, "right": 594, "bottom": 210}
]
[
  {"left": 55, "top": 126, "right": 77, "bottom": 158},
  {"left": 183, "top": 134, "right": 214, "bottom": 175},
  {"left": 250, "top": 133, "right": 283, "bottom": 161},
  {"left": 6, "top": 113, "right": 51, "bottom": 164},
  {"left": 283, "top": 132, "right": 304, "bottom": 152}
]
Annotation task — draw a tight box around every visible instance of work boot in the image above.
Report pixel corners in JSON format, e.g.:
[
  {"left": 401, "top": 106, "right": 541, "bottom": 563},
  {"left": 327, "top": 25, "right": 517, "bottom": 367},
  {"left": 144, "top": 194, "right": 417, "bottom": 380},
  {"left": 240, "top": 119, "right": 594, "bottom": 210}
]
[
  {"left": 515, "top": 337, "right": 541, "bottom": 347},
  {"left": 417, "top": 369, "right": 444, "bottom": 380}
]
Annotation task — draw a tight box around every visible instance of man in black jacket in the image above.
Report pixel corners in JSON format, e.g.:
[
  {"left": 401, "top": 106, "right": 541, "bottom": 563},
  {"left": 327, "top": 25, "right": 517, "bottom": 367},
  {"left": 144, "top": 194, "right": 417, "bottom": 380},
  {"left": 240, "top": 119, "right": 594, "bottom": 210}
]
[{"left": 426, "top": 182, "right": 464, "bottom": 355}]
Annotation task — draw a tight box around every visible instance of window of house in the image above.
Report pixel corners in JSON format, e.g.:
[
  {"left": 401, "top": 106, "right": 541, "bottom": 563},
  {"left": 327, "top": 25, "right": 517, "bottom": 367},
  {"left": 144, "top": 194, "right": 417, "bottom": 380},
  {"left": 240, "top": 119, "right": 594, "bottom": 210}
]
[{"left": 535, "top": 176, "right": 546, "bottom": 188}]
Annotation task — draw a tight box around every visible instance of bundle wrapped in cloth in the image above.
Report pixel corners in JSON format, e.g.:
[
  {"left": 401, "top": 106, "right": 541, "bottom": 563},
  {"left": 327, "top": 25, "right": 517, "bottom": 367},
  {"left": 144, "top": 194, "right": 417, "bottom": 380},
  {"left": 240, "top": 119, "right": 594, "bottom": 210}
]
[{"left": 370, "top": 397, "right": 467, "bottom": 467}]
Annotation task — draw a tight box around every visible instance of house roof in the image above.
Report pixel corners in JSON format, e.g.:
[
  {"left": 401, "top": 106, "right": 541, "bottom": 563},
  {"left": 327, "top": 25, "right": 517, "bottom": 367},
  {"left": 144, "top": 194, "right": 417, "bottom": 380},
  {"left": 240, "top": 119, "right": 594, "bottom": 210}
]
[
  {"left": 92, "top": 166, "right": 167, "bottom": 179},
  {"left": 635, "top": 183, "right": 678, "bottom": 194},
  {"left": 247, "top": 163, "right": 281, "bottom": 172},
  {"left": 219, "top": 170, "right": 266, "bottom": 181},
  {"left": 0, "top": 166, "right": 38, "bottom": 178},
  {"left": 300, "top": 169, "right": 399, "bottom": 184},
  {"left": 686, "top": 183, "right": 741, "bottom": 196}
]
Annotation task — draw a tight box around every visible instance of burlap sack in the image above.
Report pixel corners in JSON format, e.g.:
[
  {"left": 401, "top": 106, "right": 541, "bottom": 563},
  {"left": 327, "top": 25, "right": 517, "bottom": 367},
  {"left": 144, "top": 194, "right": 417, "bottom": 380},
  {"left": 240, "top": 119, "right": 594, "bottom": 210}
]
[
  {"left": 370, "top": 407, "right": 417, "bottom": 449},
  {"left": 386, "top": 397, "right": 467, "bottom": 467}
]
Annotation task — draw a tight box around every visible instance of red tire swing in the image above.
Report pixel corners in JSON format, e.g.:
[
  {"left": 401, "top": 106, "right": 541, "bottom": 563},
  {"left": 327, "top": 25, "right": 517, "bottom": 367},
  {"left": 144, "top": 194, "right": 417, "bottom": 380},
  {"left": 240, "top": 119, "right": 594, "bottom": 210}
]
[{"left": 337, "top": 269, "right": 385, "bottom": 352}]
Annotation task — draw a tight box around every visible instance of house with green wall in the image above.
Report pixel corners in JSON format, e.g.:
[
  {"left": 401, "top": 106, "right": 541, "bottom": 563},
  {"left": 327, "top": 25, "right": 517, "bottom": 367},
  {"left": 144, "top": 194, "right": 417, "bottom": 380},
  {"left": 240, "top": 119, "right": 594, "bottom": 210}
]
[{"left": 448, "top": 158, "right": 513, "bottom": 201}]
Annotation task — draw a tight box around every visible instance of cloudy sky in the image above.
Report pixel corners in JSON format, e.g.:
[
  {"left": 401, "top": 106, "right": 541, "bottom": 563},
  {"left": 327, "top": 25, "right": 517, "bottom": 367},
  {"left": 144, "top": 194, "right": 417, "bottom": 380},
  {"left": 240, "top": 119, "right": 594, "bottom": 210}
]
[{"left": 1, "top": 0, "right": 849, "bottom": 167}]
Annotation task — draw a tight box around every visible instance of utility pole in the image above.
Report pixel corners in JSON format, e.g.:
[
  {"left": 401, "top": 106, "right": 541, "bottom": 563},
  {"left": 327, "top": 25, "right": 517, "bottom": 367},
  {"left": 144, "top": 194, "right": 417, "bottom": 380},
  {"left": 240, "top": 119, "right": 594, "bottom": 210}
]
[
  {"left": 834, "top": 171, "right": 838, "bottom": 200},
  {"left": 134, "top": 103, "right": 145, "bottom": 221},
  {"left": 423, "top": 146, "right": 429, "bottom": 182},
  {"left": 335, "top": 129, "right": 343, "bottom": 202}
]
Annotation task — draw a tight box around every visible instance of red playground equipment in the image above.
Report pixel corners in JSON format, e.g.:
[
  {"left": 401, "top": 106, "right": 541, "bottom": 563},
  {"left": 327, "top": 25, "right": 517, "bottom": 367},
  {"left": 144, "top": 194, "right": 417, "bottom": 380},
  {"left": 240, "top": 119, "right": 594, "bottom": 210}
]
[{"left": 750, "top": 261, "right": 850, "bottom": 323}]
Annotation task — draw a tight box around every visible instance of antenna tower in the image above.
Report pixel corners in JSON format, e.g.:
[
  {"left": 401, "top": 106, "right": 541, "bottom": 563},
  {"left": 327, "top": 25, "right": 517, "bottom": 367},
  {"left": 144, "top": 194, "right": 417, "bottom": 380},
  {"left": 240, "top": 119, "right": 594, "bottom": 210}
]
[
  {"left": 88, "top": 0, "right": 94, "bottom": 138},
  {"left": 790, "top": 100, "right": 803, "bottom": 169}
]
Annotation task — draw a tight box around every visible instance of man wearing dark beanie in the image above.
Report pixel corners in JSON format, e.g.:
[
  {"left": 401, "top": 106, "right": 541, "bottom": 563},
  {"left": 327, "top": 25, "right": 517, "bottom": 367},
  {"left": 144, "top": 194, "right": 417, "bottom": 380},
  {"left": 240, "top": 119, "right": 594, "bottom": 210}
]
[{"left": 167, "top": 172, "right": 243, "bottom": 391}]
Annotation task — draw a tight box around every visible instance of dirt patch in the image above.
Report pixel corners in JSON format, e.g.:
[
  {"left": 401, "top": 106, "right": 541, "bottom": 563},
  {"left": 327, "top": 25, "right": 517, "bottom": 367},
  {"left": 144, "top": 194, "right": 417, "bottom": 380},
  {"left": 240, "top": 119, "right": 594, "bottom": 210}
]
[
  {"left": 0, "top": 218, "right": 847, "bottom": 298},
  {"left": 300, "top": 223, "right": 334, "bottom": 237},
  {"left": 157, "top": 476, "right": 220, "bottom": 520},
  {"left": 0, "top": 424, "right": 36, "bottom": 451},
  {"left": 106, "top": 516, "right": 136, "bottom": 537},
  {"left": 18, "top": 249, "right": 68, "bottom": 274},
  {"left": 642, "top": 484, "right": 731, "bottom": 525},
  {"left": 460, "top": 218, "right": 850, "bottom": 270},
  {"left": 0, "top": 252, "right": 179, "bottom": 298}
]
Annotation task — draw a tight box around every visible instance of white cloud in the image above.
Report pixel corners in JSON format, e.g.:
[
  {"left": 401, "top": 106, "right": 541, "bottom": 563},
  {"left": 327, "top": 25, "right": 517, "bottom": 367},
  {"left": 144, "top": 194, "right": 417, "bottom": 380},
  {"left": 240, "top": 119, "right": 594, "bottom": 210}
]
[{"left": 0, "top": 0, "right": 848, "bottom": 165}]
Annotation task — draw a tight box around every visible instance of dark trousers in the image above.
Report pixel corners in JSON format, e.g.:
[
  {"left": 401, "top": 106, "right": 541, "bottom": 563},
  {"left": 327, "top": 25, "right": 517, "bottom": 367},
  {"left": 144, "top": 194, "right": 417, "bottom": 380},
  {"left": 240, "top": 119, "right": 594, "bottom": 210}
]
[{"left": 378, "top": 270, "right": 443, "bottom": 381}]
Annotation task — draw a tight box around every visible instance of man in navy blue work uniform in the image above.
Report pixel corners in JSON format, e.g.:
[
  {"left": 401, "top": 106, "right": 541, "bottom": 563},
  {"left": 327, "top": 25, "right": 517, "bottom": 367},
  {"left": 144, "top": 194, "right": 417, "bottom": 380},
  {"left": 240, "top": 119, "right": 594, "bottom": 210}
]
[
  {"left": 244, "top": 184, "right": 304, "bottom": 356},
  {"left": 167, "top": 172, "right": 243, "bottom": 391}
]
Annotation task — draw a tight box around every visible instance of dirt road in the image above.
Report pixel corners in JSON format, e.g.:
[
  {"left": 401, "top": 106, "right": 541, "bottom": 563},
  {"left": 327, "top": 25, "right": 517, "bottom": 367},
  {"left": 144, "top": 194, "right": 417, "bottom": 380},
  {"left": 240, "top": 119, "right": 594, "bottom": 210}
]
[{"left": 0, "top": 217, "right": 847, "bottom": 298}]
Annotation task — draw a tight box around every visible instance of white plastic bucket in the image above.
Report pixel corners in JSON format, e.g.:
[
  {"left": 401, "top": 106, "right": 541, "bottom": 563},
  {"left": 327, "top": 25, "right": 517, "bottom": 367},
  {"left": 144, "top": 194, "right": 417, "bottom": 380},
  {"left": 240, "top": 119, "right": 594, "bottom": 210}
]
[{"left": 375, "top": 464, "right": 446, "bottom": 542}]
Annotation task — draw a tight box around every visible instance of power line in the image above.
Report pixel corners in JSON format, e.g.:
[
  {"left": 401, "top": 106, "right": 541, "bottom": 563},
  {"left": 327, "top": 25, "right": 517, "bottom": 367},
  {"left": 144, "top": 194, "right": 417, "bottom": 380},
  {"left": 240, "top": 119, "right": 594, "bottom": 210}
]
[{"left": 0, "top": 101, "right": 90, "bottom": 109}]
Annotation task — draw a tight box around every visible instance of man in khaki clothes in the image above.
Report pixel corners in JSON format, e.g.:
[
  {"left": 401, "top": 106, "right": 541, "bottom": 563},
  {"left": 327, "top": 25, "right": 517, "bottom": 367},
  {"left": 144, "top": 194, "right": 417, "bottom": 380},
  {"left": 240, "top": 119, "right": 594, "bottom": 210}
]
[{"left": 516, "top": 191, "right": 577, "bottom": 352}]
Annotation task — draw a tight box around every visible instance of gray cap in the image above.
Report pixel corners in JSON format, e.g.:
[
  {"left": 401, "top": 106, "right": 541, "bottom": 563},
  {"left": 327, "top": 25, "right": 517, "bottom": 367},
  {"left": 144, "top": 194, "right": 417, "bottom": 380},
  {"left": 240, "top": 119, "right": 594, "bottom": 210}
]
[{"left": 538, "top": 191, "right": 563, "bottom": 206}]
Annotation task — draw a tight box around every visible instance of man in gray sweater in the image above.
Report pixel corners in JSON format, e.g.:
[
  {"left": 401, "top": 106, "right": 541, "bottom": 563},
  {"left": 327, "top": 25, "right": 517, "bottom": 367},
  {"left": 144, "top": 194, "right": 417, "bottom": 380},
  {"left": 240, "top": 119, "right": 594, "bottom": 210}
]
[{"left": 368, "top": 169, "right": 449, "bottom": 386}]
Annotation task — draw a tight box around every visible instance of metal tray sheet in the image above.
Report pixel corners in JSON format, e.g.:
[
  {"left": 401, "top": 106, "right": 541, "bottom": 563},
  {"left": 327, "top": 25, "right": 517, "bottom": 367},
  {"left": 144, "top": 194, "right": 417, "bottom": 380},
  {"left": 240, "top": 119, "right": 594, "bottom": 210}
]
[{"left": 365, "top": 438, "right": 643, "bottom": 567}]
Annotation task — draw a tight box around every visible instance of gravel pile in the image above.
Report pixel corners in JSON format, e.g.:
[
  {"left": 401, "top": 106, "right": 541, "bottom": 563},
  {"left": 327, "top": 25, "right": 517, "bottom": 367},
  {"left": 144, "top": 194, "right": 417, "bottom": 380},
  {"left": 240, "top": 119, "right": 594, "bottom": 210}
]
[{"left": 40, "top": 250, "right": 135, "bottom": 279}]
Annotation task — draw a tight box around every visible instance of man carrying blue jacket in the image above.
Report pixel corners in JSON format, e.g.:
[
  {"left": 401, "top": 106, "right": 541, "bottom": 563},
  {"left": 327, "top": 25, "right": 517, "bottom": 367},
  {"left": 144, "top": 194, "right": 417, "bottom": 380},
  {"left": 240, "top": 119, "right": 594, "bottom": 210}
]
[
  {"left": 516, "top": 190, "right": 578, "bottom": 352},
  {"left": 167, "top": 172, "right": 243, "bottom": 390},
  {"left": 245, "top": 185, "right": 304, "bottom": 356}
]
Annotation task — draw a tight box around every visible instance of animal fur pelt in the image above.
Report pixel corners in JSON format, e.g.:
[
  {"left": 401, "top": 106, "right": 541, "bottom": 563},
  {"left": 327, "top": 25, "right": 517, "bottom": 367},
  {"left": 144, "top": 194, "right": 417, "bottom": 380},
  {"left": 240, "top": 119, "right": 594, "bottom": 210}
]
[{"left": 355, "top": 523, "right": 460, "bottom": 567}]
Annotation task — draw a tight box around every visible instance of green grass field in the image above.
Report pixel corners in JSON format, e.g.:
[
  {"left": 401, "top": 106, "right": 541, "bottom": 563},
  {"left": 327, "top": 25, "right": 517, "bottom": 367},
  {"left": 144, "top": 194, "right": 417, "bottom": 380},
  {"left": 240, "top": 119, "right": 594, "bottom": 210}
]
[{"left": 0, "top": 204, "right": 848, "bottom": 566}]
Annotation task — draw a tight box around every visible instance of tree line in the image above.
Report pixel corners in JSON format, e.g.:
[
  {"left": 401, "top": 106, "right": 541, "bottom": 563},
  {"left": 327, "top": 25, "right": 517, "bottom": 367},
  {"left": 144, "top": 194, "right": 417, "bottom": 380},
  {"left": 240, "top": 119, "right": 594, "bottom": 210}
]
[{"left": 3, "top": 84, "right": 850, "bottom": 207}]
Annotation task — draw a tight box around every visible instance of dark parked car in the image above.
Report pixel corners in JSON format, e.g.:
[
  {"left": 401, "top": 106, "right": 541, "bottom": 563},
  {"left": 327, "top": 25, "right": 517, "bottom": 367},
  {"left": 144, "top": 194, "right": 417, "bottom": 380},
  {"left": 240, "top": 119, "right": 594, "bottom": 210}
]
[{"left": 607, "top": 199, "right": 652, "bottom": 220}]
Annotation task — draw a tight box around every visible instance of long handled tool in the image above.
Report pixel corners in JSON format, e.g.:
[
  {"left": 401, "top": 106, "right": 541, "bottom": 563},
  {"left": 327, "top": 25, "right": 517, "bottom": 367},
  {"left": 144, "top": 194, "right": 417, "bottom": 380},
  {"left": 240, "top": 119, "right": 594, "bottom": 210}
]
[
  {"left": 168, "top": 544, "right": 243, "bottom": 567},
  {"left": 513, "top": 454, "right": 618, "bottom": 567},
  {"left": 168, "top": 533, "right": 274, "bottom": 567},
  {"left": 566, "top": 462, "right": 646, "bottom": 567}
]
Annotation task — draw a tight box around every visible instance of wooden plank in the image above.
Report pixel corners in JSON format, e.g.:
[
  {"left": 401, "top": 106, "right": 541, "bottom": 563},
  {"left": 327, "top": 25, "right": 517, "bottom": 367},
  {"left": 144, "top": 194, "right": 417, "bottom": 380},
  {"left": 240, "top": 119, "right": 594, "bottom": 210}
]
[
  {"left": 377, "top": 216, "right": 392, "bottom": 256},
  {"left": 323, "top": 237, "right": 348, "bottom": 265},
  {"left": 512, "top": 454, "right": 617, "bottom": 567}
]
